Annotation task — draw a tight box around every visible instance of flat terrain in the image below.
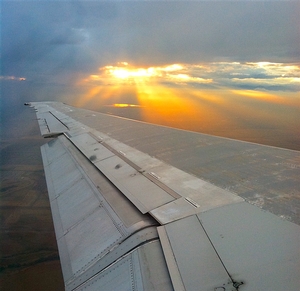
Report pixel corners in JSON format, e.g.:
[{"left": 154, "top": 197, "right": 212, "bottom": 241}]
[{"left": 0, "top": 126, "right": 64, "bottom": 290}]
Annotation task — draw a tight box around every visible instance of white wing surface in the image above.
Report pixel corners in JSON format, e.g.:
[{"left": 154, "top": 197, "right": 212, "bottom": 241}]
[{"left": 26, "top": 102, "right": 300, "bottom": 291}]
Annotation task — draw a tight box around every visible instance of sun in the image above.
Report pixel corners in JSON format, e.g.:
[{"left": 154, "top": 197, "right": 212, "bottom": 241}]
[
  {"left": 104, "top": 64, "right": 160, "bottom": 82},
  {"left": 111, "top": 68, "right": 132, "bottom": 79}
]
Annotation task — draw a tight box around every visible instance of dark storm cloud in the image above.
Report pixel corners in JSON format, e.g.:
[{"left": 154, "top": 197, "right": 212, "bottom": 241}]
[
  {"left": 3, "top": 2, "right": 299, "bottom": 73},
  {"left": 2, "top": 2, "right": 99, "bottom": 78},
  {"left": 111, "top": 1, "right": 300, "bottom": 64}
]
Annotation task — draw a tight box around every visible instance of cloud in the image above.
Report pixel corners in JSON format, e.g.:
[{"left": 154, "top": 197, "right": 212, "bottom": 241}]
[
  {"left": 49, "top": 28, "right": 89, "bottom": 45},
  {"left": 0, "top": 76, "right": 26, "bottom": 81},
  {"left": 81, "top": 61, "right": 300, "bottom": 92}
]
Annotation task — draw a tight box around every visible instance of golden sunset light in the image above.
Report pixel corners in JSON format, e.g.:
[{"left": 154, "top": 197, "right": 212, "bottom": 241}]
[
  {"left": 80, "top": 61, "right": 300, "bottom": 88},
  {"left": 107, "top": 103, "right": 143, "bottom": 108},
  {"left": 101, "top": 63, "right": 189, "bottom": 83},
  {"left": 72, "top": 61, "right": 300, "bottom": 144},
  {"left": 106, "top": 66, "right": 157, "bottom": 80},
  {"left": 90, "top": 62, "right": 213, "bottom": 86}
]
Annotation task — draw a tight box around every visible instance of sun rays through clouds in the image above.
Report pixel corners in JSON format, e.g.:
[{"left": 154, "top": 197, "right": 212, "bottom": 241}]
[{"left": 72, "top": 61, "right": 300, "bottom": 147}]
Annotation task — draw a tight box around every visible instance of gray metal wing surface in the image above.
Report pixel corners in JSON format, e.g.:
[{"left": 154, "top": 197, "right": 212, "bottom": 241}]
[{"left": 26, "top": 101, "right": 300, "bottom": 291}]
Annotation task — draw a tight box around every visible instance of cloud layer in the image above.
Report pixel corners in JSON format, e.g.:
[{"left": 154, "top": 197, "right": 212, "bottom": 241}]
[
  {"left": 82, "top": 61, "right": 300, "bottom": 92},
  {"left": 2, "top": 1, "right": 299, "bottom": 83}
]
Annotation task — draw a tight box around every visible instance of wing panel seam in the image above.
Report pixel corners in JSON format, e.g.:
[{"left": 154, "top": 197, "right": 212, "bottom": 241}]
[
  {"left": 157, "top": 226, "right": 186, "bottom": 291},
  {"left": 89, "top": 132, "right": 181, "bottom": 199}
]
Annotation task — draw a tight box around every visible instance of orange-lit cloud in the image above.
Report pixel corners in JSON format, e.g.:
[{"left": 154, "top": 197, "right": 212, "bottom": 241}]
[
  {"left": 81, "top": 62, "right": 213, "bottom": 86},
  {"left": 79, "top": 61, "right": 300, "bottom": 91}
]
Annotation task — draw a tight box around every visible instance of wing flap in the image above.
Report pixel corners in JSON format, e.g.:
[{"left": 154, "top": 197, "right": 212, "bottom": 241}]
[
  {"left": 66, "top": 132, "right": 176, "bottom": 213},
  {"left": 37, "top": 111, "right": 69, "bottom": 137},
  {"left": 41, "top": 138, "right": 123, "bottom": 280},
  {"left": 158, "top": 215, "right": 233, "bottom": 291}
]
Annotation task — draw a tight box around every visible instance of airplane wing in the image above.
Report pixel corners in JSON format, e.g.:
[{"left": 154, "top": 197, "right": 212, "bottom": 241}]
[{"left": 26, "top": 101, "right": 300, "bottom": 291}]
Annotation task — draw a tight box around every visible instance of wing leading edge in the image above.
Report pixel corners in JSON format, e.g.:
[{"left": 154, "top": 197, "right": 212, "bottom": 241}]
[{"left": 26, "top": 102, "right": 300, "bottom": 291}]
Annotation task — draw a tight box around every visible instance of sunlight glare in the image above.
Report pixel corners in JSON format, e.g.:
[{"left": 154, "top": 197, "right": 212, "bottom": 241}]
[{"left": 105, "top": 65, "right": 162, "bottom": 81}]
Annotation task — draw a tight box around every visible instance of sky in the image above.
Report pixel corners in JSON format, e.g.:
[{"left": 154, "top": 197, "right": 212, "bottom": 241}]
[
  {"left": 0, "top": 1, "right": 299, "bottom": 289},
  {"left": 1, "top": 0, "right": 300, "bottom": 149}
]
